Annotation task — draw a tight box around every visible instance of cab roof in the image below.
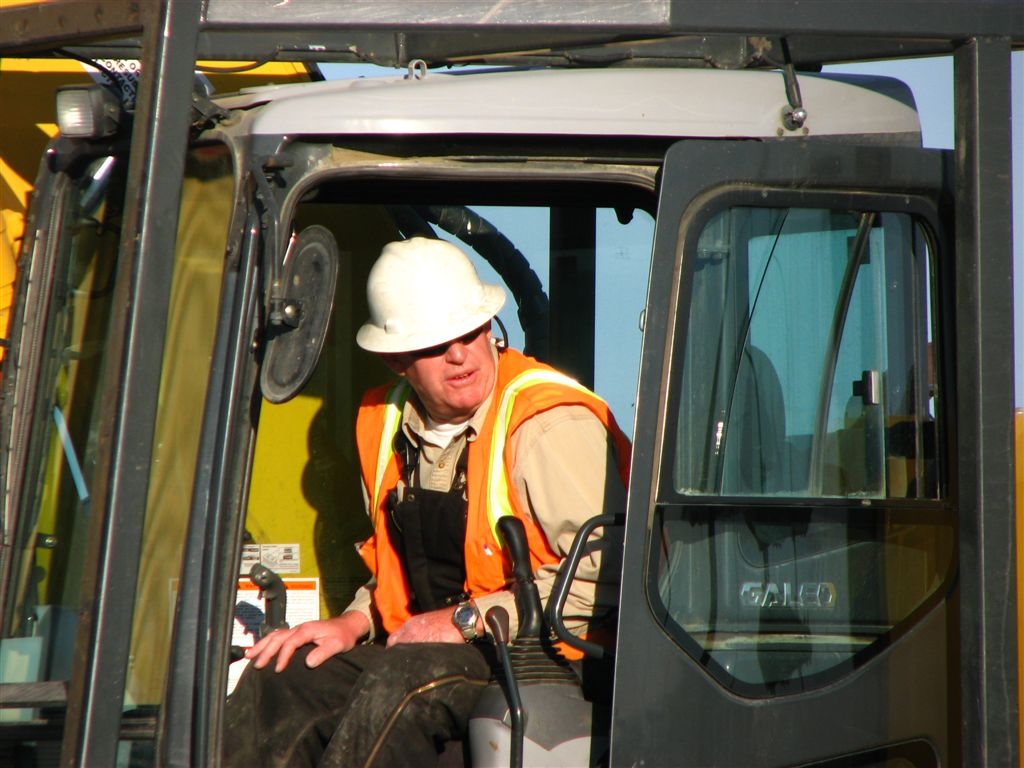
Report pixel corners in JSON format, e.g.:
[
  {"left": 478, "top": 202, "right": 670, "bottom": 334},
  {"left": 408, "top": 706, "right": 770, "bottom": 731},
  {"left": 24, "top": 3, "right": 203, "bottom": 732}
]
[{"left": 219, "top": 67, "right": 920, "bottom": 141}]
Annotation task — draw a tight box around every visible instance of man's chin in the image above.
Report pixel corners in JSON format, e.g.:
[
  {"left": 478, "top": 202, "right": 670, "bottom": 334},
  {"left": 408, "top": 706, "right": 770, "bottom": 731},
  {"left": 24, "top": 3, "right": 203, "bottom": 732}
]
[{"left": 439, "top": 394, "right": 484, "bottom": 423}]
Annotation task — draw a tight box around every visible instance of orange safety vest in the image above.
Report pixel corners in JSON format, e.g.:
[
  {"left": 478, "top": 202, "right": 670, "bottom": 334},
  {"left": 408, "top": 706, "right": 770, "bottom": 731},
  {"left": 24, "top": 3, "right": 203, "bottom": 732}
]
[{"left": 355, "top": 348, "right": 631, "bottom": 636}]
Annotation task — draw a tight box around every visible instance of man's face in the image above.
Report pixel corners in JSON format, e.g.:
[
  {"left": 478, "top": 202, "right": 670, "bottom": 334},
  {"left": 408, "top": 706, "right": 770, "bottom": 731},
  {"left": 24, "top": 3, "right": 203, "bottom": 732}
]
[{"left": 383, "top": 323, "right": 496, "bottom": 424}]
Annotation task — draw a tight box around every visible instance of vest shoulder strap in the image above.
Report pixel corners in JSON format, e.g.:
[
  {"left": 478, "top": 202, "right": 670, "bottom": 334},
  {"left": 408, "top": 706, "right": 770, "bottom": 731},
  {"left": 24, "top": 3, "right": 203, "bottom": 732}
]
[
  {"left": 370, "top": 379, "right": 411, "bottom": 525},
  {"left": 484, "top": 368, "right": 595, "bottom": 540}
]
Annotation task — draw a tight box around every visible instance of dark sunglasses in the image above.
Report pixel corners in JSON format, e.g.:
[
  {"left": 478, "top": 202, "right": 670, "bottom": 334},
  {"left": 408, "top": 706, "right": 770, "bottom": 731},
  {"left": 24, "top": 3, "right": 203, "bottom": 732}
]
[{"left": 407, "top": 324, "right": 489, "bottom": 359}]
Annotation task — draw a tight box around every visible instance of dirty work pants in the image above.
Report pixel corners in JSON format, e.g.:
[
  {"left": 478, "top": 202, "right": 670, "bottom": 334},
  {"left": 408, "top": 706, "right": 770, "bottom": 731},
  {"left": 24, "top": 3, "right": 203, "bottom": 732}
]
[{"left": 222, "top": 642, "right": 492, "bottom": 768}]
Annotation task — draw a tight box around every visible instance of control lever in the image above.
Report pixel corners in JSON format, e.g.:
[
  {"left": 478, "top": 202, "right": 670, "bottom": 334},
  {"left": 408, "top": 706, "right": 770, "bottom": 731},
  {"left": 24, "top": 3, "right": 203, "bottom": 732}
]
[
  {"left": 250, "top": 562, "right": 289, "bottom": 639},
  {"left": 470, "top": 515, "right": 590, "bottom": 768},
  {"left": 485, "top": 606, "right": 524, "bottom": 768},
  {"left": 496, "top": 516, "right": 542, "bottom": 637}
]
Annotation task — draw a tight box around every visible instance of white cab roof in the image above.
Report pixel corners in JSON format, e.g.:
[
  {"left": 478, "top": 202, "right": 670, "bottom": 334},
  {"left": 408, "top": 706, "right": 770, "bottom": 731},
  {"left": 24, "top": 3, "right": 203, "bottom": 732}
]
[{"left": 218, "top": 67, "right": 920, "bottom": 141}]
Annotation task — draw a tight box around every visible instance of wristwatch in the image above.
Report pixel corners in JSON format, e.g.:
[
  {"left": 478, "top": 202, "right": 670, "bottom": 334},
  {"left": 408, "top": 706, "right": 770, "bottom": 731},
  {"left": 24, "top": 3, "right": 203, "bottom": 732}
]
[{"left": 451, "top": 599, "right": 481, "bottom": 642}]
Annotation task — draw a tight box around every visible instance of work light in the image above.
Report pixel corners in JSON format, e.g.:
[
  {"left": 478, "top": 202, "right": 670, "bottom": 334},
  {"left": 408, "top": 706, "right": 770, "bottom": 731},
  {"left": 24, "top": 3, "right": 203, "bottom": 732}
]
[{"left": 55, "top": 84, "right": 122, "bottom": 139}]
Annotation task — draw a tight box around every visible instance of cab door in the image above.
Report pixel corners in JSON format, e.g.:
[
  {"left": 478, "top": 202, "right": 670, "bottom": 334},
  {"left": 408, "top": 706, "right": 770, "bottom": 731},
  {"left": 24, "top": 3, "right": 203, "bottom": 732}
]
[{"left": 612, "top": 140, "right": 956, "bottom": 767}]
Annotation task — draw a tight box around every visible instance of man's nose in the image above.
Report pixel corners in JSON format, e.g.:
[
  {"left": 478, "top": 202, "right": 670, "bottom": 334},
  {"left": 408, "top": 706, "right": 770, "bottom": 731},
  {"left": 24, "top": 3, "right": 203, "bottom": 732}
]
[{"left": 445, "top": 341, "right": 468, "bottom": 363}]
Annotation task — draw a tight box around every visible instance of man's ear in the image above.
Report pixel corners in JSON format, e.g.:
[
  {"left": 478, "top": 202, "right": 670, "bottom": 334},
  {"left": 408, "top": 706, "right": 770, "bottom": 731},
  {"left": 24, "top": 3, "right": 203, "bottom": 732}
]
[{"left": 379, "top": 353, "right": 408, "bottom": 375}]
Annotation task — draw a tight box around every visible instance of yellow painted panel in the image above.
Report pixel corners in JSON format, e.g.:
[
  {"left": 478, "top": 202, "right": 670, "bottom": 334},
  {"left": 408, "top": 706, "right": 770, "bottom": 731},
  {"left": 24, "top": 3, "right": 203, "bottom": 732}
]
[
  {"left": 0, "top": 0, "right": 57, "bottom": 7},
  {"left": 127, "top": 149, "right": 236, "bottom": 705}
]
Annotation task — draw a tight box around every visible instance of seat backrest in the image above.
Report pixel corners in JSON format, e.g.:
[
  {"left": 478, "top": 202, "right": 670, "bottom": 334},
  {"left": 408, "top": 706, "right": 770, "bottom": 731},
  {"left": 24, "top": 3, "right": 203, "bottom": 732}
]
[{"left": 722, "top": 344, "right": 786, "bottom": 494}]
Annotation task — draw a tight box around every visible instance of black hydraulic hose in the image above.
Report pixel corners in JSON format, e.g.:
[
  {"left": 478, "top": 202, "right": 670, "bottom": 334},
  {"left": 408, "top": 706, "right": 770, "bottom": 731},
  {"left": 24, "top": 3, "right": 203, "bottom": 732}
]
[
  {"left": 415, "top": 205, "right": 546, "bottom": 313},
  {"left": 385, "top": 204, "right": 437, "bottom": 240}
]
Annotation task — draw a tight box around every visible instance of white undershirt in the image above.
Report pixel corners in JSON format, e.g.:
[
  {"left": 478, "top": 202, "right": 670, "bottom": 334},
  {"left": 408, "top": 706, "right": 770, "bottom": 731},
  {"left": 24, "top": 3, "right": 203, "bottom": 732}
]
[{"left": 422, "top": 416, "right": 469, "bottom": 448}]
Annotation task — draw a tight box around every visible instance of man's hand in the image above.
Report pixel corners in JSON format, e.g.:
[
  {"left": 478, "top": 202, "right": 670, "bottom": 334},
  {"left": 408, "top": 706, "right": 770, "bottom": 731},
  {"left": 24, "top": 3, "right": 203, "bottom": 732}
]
[
  {"left": 386, "top": 606, "right": 465, "bottom": 647},
  {"left": 245, "top": 611, "right": 370, "bottom": 672}
]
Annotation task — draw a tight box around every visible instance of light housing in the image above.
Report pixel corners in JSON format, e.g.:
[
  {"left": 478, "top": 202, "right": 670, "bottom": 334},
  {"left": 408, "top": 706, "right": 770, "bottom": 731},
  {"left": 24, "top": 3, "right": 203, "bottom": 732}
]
[{"left": 56, "top": 84, "right": 122, "bottom": 139}]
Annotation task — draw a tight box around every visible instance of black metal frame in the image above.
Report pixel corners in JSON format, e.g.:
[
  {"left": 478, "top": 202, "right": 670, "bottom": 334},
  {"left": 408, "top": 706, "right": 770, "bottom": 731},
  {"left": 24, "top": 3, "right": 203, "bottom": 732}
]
[
  {"left": 160, "top": 204, "right": 264, "bottom": 767},
  {"left": 0, "top": 1, "right": 1019, "bottom": 765},
  {"left": 953, "top": 37, "right": 1019, "bottom": 767},
  {"left": 42, "top": 4, "right": 202, "bottom": 766},
  {"left": 1, "top": 1, "right": 1022, "bottom": 66}
]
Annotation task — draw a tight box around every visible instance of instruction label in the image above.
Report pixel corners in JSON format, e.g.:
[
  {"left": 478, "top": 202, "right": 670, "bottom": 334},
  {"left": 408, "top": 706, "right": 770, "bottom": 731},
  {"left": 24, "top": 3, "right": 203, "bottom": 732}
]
[{"left": 239, "top": 543, "right": 301, "bottom": 574}]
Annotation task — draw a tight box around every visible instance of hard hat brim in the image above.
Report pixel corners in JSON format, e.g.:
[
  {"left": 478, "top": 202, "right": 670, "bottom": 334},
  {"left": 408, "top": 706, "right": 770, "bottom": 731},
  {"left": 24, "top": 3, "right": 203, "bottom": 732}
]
[{"left": 356, "top": 284, "right": 506, "bottom": 354}]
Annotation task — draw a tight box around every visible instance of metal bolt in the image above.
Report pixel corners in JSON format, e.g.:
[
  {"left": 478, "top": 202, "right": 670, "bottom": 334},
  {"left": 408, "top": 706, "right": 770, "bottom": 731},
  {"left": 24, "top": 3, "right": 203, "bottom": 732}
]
[{"left": 782, "top": 105, "right": 808, "bottom": 131}]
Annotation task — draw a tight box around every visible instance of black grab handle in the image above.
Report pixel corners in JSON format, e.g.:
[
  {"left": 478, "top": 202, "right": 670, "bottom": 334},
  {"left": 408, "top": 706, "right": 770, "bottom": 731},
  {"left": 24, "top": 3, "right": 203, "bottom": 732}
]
[{"left": 546, "top": 513, "right": 623, "bottom": 660}]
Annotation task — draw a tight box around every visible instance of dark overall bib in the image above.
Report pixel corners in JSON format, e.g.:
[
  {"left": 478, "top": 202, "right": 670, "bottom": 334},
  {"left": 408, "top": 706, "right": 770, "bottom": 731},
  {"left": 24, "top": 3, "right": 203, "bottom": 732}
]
[{"left": 385, "top": 431, "right": 471, "bottom": 613}]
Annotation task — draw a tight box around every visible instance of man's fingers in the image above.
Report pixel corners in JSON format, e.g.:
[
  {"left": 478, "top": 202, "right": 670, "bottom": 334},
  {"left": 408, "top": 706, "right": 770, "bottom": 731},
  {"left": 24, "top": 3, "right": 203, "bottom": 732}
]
[
  {"left": 242, "top": 616, "right": 362, "bottom": 671},
  {"left": 246, "top": 630, "right": 285, "bottom": 669},
  {"left": 272, "top": 626, "right": 316, "bottom": 671},
  {"left": 245, "top": 628, "right": 280, "bottom": 658},
  {"left": 305, "top": 637, "right": 345, "bottom": 668},
  {"left": 272, "top": 637, "right": 298, "bottom": 672},
  {"left": 245, "top": 625, "right": 309, "bottom": 670}
]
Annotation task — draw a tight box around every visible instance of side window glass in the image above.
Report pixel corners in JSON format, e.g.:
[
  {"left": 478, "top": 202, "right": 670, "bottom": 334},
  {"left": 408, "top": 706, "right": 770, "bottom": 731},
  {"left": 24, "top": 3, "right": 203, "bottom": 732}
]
[
  {"left": 675, "top": 206, "right": 939, "bottom": 499},
  {"left": 655, "top": 202, "right": 952, "bottom": 695},
  {"left": 1, "top": 145, "right": 235, "bottom": 752}
]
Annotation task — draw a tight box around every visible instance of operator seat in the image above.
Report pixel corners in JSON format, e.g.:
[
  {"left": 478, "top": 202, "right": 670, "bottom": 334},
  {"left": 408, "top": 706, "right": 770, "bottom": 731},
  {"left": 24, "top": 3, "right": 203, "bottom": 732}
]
[{"left": 723, "top": 343, "right": 786, "bottom": 494}]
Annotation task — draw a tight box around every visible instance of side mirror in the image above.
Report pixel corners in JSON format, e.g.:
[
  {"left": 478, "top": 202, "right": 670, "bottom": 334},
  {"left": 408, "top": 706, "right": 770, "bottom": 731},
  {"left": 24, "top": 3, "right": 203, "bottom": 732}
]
[{"left": 259, "top": 225, "right": 339, "bottom": 404}]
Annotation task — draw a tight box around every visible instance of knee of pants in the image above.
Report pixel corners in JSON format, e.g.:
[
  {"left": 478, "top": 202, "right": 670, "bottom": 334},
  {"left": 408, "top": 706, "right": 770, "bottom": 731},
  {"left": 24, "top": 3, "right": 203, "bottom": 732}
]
[
  {"left": 355, "top": 644, "right": 489, "bottom": 695},
  {"left": 338, "top": 645, "right": 491, "bottom": 742},
  {"left": 233, "top": 644, "right": 328, "bottom": 701}
]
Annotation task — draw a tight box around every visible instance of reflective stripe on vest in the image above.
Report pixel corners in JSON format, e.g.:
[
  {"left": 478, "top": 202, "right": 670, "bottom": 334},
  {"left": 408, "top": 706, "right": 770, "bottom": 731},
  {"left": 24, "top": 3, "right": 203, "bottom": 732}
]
[
  {"left": 484, "top": 369, "right": 594, "bottom": 541},
  {"left": 371, "top": 379, "right": 411, "bottom": 526}
]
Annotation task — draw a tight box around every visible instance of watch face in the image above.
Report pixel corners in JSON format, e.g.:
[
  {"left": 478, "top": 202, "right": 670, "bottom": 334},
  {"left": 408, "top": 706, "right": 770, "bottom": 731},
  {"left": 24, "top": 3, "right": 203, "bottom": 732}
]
[{"left": 453, "top": 602, "right": 478, "bottom": 639}]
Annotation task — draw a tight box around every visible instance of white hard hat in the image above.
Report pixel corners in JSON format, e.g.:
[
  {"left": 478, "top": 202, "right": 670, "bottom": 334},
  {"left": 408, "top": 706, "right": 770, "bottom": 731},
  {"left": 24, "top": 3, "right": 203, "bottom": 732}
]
[{"left": 356, "top": 237, "right": 507, "bottom": 354}]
